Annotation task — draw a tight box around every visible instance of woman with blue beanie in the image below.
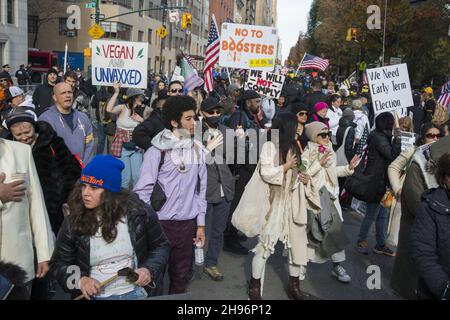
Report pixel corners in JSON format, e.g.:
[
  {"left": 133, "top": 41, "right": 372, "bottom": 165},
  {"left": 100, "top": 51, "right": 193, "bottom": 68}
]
[{"left": 49, "top": 155, "right": 170, "bottom": 300}]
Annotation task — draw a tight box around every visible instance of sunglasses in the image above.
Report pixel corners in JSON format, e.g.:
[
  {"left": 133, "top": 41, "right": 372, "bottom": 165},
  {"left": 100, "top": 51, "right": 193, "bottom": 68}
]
[
  {"left": 425, "top": 133, "right": 442, "bottom": 139},
  {"left": 317, "top": 131, "right": 332, "bottom": 139},
  {"left": 206, "top": 110, "right": 221, "bottom": 115},
  {"left": 298, "top": 112, "right": 309, "bottom": 117},
  {"left": 0, "top": 79, "right": 7, "bottom": 82},
  {"left": 170, "top": 89, "right": 183, "bottom": 94}
]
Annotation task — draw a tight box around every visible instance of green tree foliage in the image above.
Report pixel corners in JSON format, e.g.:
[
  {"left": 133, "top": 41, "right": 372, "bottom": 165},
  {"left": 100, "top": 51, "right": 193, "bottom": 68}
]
[{"left": 288, "top": 0, "right": 450, "bottom": 87}]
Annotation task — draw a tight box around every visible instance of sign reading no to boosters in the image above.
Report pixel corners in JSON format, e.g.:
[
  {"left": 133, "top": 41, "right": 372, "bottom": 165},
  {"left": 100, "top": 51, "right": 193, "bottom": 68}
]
[
  {"left": 92, "top": 40, "right": 148, "bottom": 89},
  {"left": 219, "top": 23, "right": 278, "bottom": 71}
]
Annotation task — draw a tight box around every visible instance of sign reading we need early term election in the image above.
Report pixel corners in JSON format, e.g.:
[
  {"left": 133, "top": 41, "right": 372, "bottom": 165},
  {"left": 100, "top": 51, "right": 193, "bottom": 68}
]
[
  {"left": 92, "top": 40, "right": 148, "bottom": 89},
  {"left": 367, "top": 63, "right": 414, "bottom": 115},
  {"left": 247, "top": 70, "right": 285, "bottom": 99},
  {"left": 219, "top": 23, "right": 278, "bottom": 71}
]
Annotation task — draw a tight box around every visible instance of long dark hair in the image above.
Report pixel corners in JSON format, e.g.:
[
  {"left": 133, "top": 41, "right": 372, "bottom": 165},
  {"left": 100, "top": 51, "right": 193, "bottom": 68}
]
[
  {"left": 418, "top": 122, "right": 444, "bottom": 145},
  {"left": 435, "top": 152, "right": 450, "bottom": 188},
  {"left": 270, "top": 113, "right": 299, "bottom": 164},
  {"left": 68, "top": 182, "right": 130, "bottom": 243}
]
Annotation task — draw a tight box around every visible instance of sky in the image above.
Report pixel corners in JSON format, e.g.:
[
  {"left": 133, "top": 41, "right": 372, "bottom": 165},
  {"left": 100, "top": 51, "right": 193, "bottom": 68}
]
[{"left": 277, "top": 0, "right": 313, "bottom": 63}]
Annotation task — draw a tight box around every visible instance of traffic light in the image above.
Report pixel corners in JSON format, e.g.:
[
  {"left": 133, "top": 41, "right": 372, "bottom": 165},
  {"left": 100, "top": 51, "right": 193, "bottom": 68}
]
[
  {"left": 346, "top": 27, "right": 358, "bottom": 41},
  {"left": 182, "top": 13, "right": 193, "bottom": 29}
]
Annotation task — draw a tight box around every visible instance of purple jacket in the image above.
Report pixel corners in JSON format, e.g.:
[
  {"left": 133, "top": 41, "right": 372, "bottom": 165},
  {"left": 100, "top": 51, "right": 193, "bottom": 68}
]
[{"left": 133, "top": 143, "right": 207, "bottom": 226}]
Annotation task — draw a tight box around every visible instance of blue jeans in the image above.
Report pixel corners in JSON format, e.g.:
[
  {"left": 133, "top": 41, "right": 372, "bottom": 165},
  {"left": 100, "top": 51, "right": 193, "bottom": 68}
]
[
  {"left": 205, "top": 199, "right": 231, "bottom": 267},
  {"left": 94, "top": 287, "right": 147, "bottom": 300},
  {"left": 94, "top": 123, "right": 106, "bottom": 155},
  {"left": 119, "top": 147, "right": 143, "bottom": 189},
  {"left": 358, "top": 202, "right": 389, "bottom": 247}
]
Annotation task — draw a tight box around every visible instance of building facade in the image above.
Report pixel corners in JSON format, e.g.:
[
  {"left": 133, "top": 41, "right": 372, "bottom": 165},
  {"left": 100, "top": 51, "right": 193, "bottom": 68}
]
[
  {"left": 0, "top": 0, "right": 28, "bottom": 74},
  {"left": 255, "top": 0, "right": 276, "bottom": 27},
  {"left": 209, "top": 0, "right": 234, "bottom": 31},
  {"left": 28, "top": 0, "right": 208, "bottom": 77}
]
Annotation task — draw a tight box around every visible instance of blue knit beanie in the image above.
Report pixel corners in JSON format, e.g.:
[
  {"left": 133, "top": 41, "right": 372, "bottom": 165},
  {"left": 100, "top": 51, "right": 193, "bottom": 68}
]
[{"left": 80, "top": 155, "right": 125, "bottom": 193}]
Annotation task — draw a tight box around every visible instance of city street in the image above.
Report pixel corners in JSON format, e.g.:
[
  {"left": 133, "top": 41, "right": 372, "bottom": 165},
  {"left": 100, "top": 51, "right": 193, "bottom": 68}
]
[{"left": 186, "top": 209, "right": 401, "bottom": 300}]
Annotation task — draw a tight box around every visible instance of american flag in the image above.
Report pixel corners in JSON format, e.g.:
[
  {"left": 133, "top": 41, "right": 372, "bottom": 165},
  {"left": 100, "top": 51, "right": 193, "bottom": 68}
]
[
  {"left": 204, "top": 14, "right": 220, "bottom": 93},
  {"left": 182, "top": 52, "right": 196, "bottom": 70},
  {"left": 299, "top": 53, "right": 329, "bottom": 71},
  {"left": 437, "top": 80, "right": 450, "bottom": 108}
]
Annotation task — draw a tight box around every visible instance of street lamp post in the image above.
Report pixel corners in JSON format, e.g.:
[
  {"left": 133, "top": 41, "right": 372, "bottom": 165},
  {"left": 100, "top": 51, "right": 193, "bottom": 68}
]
[
  {"left": 381, "top": 0, "right": 388, "bottom": 66},
  {"left": 160, "top": 0, "right": 168, "bottom": 74}
]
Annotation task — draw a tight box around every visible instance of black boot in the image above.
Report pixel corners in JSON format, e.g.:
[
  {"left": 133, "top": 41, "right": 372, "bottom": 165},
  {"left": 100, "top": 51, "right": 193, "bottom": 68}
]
[
  {"left": 287, "top": 276, "right": 311, "bottom": 300},
  {"left": 248, "top": 277, "right": 262, "bottom": 300}
]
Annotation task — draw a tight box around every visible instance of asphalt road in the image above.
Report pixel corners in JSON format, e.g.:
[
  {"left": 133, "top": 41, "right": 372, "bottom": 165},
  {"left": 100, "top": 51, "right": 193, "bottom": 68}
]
[
  {"left": 186, "top": 209, "right": 401, "bottom": 300},
  {"left": 54, "top": 209, "right": 401, "bottom": 300}
]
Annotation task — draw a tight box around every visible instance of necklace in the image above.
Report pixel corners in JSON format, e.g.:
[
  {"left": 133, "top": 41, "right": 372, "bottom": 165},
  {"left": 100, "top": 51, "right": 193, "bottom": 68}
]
[{"left": 173, "top": 149, "right": 190, "bottom": 173}]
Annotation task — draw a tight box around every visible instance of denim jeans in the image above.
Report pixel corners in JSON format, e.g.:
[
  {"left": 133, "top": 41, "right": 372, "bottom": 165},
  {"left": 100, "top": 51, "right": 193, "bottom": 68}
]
[
  {"left": 358, "top": 202, "right": 389, "bottom": 247},
  {"left": 205, "top": 199, "right": 231, "bottom": 267},
  {"left": 119, "top": 147, "right": 143, "bottom": 189},
  {"left": 94, "top": 123, "right": 106, "bottom": 155},
  {"left": 94, "top": 287, "right": 147, "bottom": 300}
]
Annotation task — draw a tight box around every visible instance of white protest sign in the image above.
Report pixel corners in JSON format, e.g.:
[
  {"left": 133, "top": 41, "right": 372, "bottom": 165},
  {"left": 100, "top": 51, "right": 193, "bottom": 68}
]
[
  {"left": 400, "top": 131, "right": 416, "bottom": 151},
  {"left": 367, "top": 63, "right": 413, "bottom": 115},
  {"left": 246, "top": 70, "right": 285, "bottom": 99},
  {"left": 92, "top": 40, "right": 148, "bottom": 89},
  {"left": 219, "top": 23, "right": 278, "bottom": 71}
]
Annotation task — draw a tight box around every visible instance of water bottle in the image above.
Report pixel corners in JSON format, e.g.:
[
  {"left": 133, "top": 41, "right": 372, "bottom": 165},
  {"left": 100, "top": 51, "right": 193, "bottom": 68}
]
[{"left": 194, "top": 243, "right": 204, "bottom": 266}]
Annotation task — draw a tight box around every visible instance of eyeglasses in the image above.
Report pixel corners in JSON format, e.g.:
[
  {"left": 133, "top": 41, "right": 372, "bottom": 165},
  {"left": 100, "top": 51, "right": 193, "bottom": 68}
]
[
  {"left": 425, "top": 133, "right": 442, "bottom": 139},
  {"left": 206, "top": 110, "right": 221, "bottom": 116},
  {"left": 170, "top": 89, "right": 183, "bottom": 94},
  {"left": 298, "top": 112, "right": 309, "bottom": 117},
  {"left": 317, "top": 131, "right": 332, "bottom": 139}
]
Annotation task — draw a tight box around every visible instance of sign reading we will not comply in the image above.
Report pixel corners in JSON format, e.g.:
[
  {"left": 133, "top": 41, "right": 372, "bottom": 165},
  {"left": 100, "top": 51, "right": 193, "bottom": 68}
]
[
  {"left": 92, "top": 40, "right": 148, "bottom": 89},
  {"left": 246, "top": 70, "right": 285, "bottom": 99},
  {"left": 367, "top": 63, "right": 413, "bottom": 115}
]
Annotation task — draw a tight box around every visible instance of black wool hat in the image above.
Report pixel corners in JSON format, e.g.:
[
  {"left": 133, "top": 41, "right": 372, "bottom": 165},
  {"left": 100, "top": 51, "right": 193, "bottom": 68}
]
[
  {"left": 201, "top": 97, "right": 223, "bottom": 112},
  {"left": 240, "top": 90, "right": 260, "bottom": 101}
]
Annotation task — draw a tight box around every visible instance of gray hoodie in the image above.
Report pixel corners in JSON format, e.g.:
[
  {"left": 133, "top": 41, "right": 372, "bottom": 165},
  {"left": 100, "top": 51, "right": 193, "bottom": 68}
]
[{"left": 39, "top": 106, "right": 94, "bottom": 165}]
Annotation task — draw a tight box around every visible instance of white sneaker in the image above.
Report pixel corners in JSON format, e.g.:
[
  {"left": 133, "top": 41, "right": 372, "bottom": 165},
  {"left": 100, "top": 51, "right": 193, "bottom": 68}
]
[{"left": 331, "top": 265, "right": 351, "bottom": 283}]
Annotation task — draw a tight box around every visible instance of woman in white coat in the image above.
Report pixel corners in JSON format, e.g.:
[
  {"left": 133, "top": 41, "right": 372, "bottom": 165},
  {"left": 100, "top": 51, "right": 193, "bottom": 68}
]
[
  {"left": 248, "top": 113, "right": 321, "bottom": 300},
  {"left": 302, "top": 122, "right": 359, "bottom": 283},
  {"left": 0, "top": 138, "right": 54, "bottom": 299}
]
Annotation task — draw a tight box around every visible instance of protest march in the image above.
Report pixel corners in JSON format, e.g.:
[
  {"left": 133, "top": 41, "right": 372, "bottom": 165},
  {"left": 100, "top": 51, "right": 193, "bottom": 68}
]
[{"left": 0, "top": 0, "right": 449, "bottom": 306}]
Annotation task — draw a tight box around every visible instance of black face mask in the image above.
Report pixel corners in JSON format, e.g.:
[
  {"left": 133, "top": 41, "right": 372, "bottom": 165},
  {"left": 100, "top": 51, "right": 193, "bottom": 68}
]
[{"left": 205, "top": 116, "right": 220, "bottom": 128}]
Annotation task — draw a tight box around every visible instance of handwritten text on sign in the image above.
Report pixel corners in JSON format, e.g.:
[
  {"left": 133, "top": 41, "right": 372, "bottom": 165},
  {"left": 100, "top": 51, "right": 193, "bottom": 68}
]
[
  {"left": 92, "top": 40, "right": 148, "bottom": 89},
  {"left": 219, "top": 23, "right": 278, "bottom": 71},
  {"left": 367, "top": 63, "right": 413, "bottom": 115},
  {"left": 247, "top": 70, "right": 285, "bottom": 99}
]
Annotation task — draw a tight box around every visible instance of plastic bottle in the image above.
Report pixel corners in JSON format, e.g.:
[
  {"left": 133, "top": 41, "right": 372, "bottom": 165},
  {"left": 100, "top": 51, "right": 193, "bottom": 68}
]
[{"left": 194, "top": 243, "right": 204, "bottom": 266}]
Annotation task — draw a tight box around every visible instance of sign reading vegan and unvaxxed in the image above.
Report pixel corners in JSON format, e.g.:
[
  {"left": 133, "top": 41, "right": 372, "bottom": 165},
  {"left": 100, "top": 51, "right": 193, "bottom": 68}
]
[
  {"left": 219, "top": 23, "right": 278, "bottom": 71},
  {"left": 92, "top": 40, "right": 148, "bottom": 89},
  {"left": 247, "top": 70, "right": 285, "bottom": 99},
  {"left": 367, "top": 63, "right": 414, "bottom": 115}
]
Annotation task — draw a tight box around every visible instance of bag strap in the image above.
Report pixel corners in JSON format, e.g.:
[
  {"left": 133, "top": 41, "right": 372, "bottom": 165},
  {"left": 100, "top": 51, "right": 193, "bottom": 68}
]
[{"left": 342, "top": 126, "right": 351, "bottom": 144}]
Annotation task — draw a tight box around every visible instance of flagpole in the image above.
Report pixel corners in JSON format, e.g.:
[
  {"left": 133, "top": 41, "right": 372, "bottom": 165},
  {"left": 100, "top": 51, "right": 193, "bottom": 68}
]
[
  {"left": 63, "top": 43, "right": 68, "bottom": 74},
  {"left": 227, "top": 68, "right": 232, "bottom": 85},
  {"left": 295, "top": 52, "right": 307, "bottom": 77}
]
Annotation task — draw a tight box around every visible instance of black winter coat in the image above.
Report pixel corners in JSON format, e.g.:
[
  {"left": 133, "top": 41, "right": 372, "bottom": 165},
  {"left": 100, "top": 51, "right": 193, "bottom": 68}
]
[
  {"left": 203, "top": 123, "right": 235, "bottom": 204},
  {"left": 364, "top": 130, "right": 401, "bottom": 202},
  {"left": 411, "top": 187, "right": 450, "bottom": 299},
  {"left": 132, "top": 108, "right": 164, "bottom": 151},
  {"left": 32, "top": 83, "right": 55, "bottom": 116},
  {"left": 303, "top": 91, "right": 328, "bottom": 112},
  {"left": 32, "top": 121, "right": 81, "bottom": 234},
  {"left": 336, "top": 118, "right": 357, "bottom": 162},
  {"left": 49, "top": 193, "right": 170, "bottom": 297}
]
